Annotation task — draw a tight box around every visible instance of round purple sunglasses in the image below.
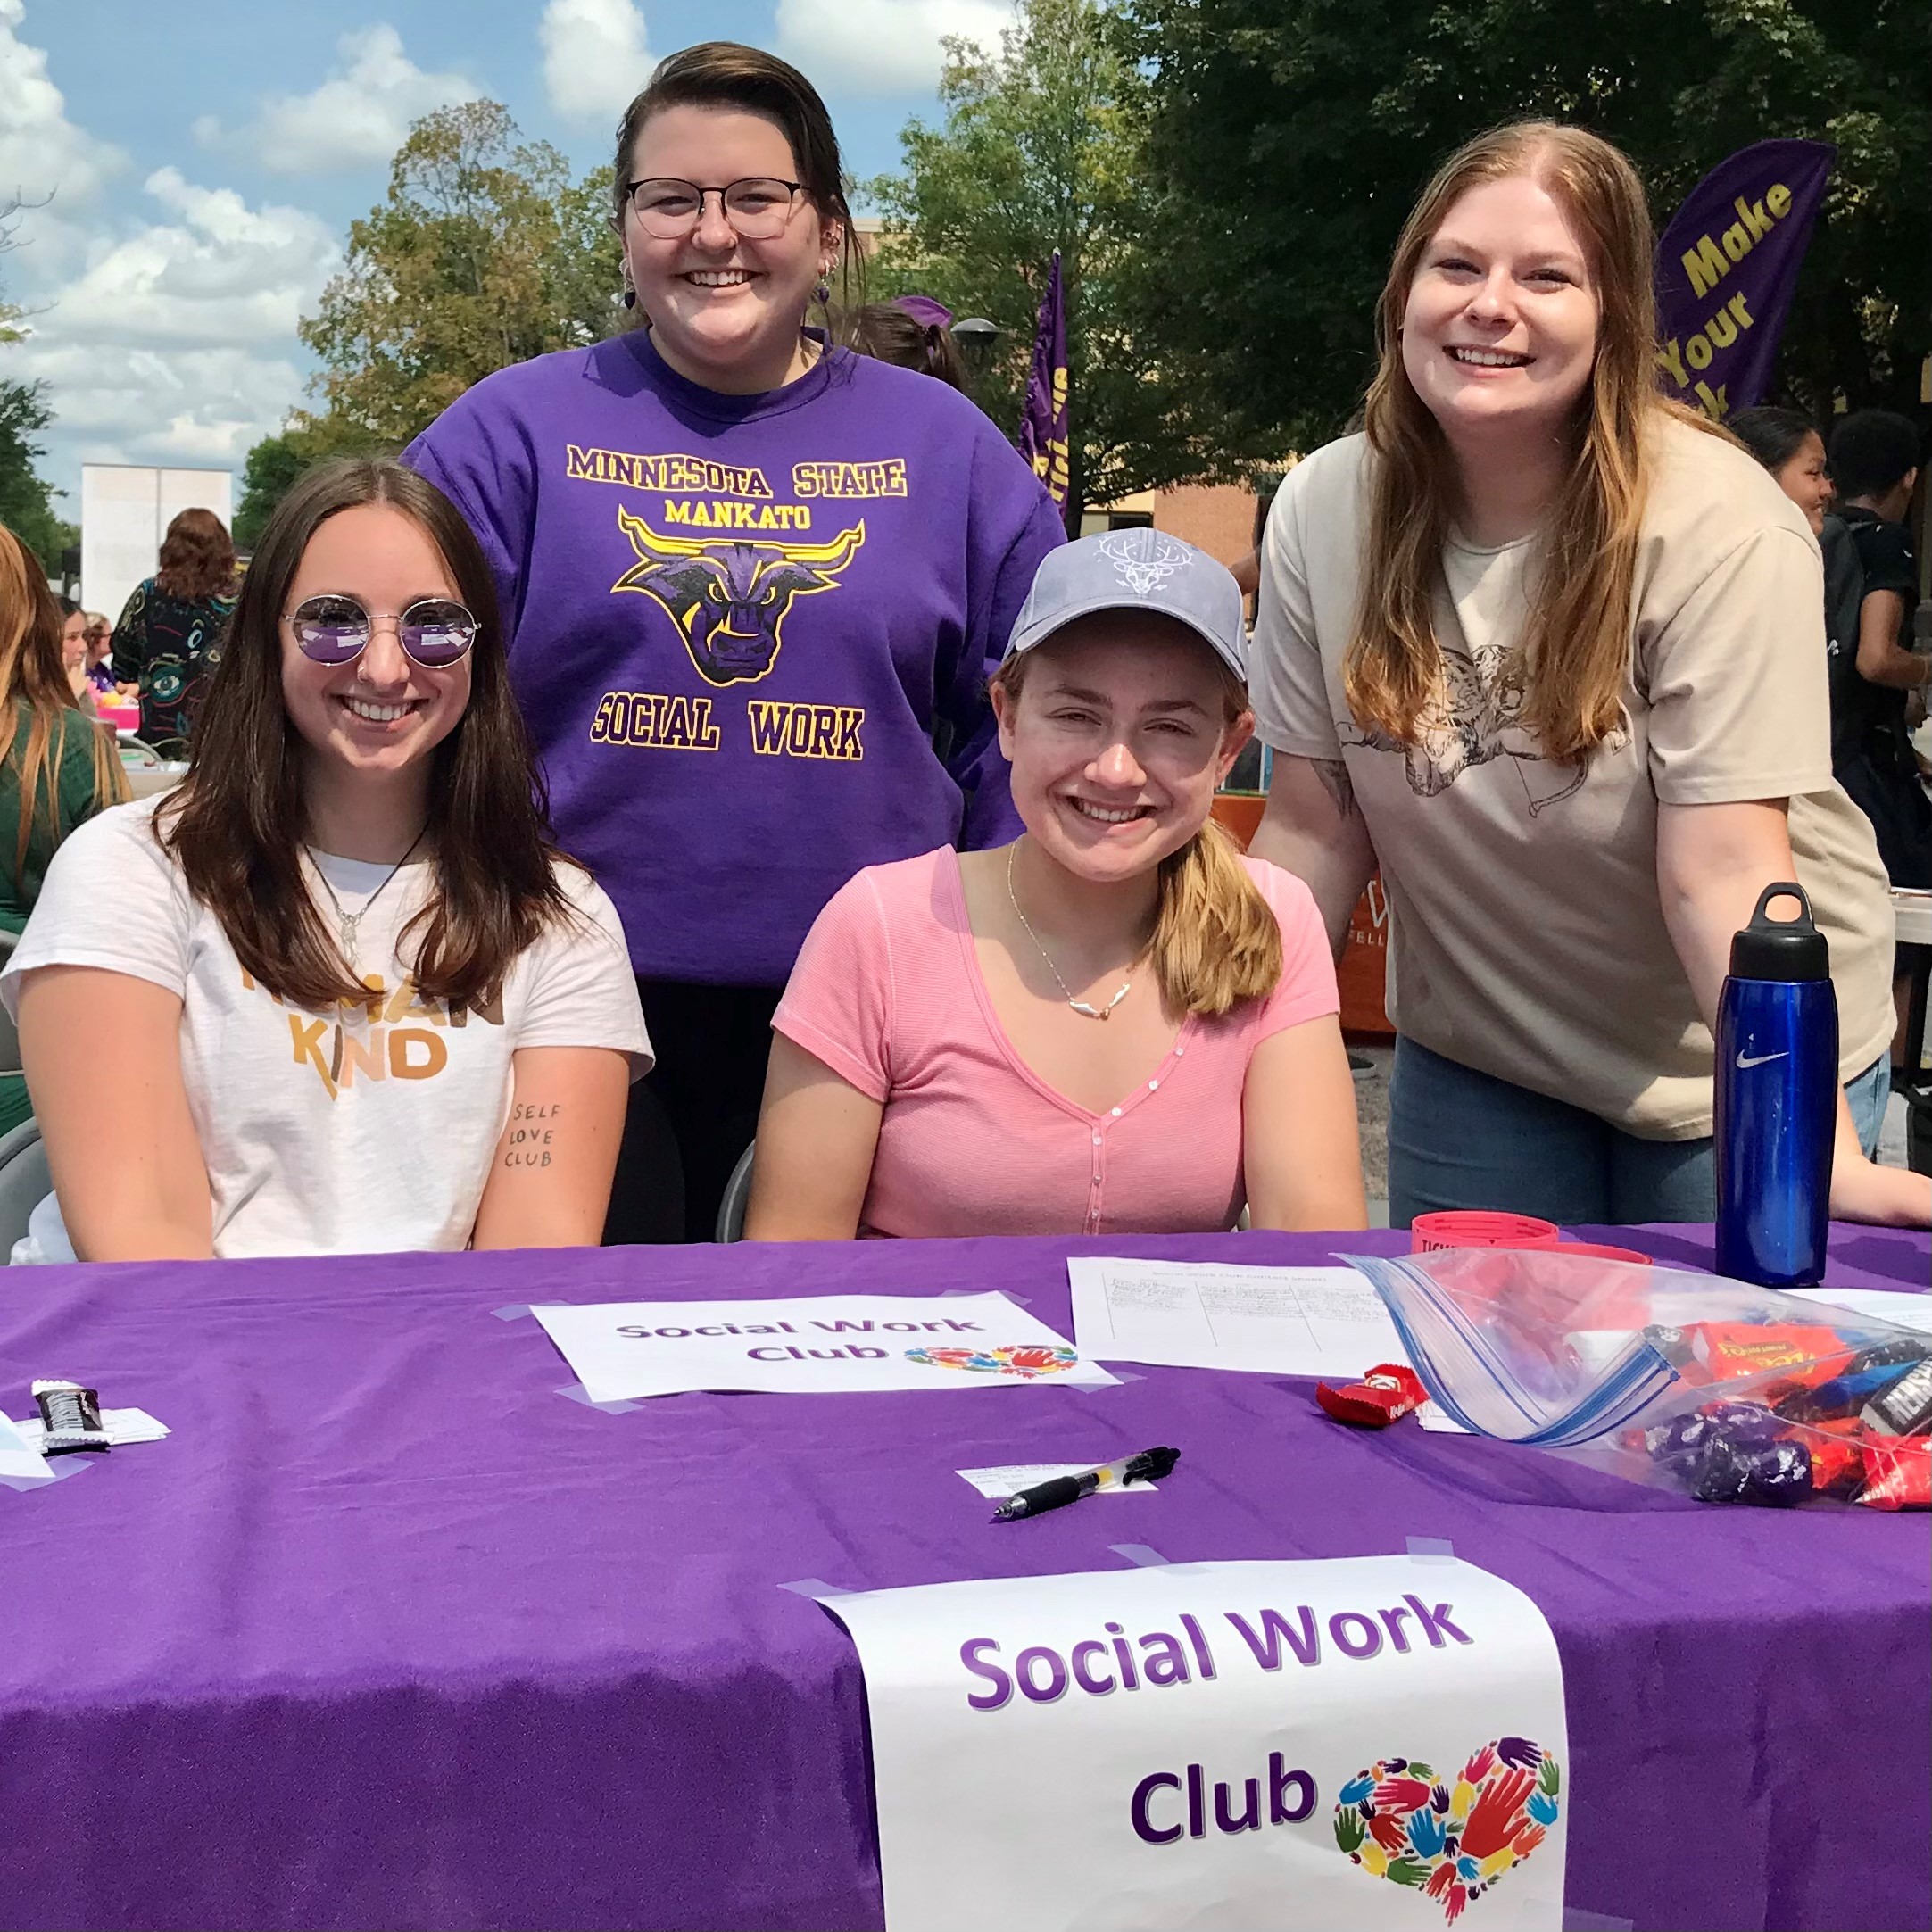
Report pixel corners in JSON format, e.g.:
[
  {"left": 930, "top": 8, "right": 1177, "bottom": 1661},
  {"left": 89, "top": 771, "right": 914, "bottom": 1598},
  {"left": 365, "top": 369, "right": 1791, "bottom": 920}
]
[{"left": 285, "top": 593, "right": 477, "bottom": 669}]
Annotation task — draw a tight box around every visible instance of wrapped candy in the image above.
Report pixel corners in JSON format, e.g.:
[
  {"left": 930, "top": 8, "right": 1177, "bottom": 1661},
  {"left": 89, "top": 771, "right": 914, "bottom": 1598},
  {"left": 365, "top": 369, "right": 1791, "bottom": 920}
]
[
  {"left": 1689, "top": 1435, "right": 1812, "bottom": 1506},
  {"left": 1646, "top": 1400, "right": 1810, "bottom": 1505},
  {"left": 1856, "top": 1433, "right": 1930, "bottom": 1512},
  {"left": 1779, "top": 1419, "right": 1863, "bottom": 1497},
  {"left": 1317, "top": 1364, "right": 1429, "bottom": 1429}
]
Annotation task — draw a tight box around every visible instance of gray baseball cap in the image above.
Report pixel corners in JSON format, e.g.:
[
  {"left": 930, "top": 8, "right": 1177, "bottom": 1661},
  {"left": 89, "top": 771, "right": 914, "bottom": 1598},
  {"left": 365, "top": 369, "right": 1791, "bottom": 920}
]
[{"left": 1001, "top": 529, "right": 1248, "bottom": 683}]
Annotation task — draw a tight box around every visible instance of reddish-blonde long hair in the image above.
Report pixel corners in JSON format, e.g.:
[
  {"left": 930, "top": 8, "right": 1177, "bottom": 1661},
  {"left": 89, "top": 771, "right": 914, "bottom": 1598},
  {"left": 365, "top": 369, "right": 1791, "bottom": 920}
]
[
  {"left": 1347, "top": 120, "right": 1721, "bottom": 761},
  {"left": 0, "top": 525, "right": 129, "bottom": 890}
]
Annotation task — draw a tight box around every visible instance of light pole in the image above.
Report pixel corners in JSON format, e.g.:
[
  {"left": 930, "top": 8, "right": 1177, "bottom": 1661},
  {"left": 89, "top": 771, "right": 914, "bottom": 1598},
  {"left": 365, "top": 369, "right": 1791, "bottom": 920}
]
[{"left": 949, "top": 317, "right": 1002, "bottom": 388}]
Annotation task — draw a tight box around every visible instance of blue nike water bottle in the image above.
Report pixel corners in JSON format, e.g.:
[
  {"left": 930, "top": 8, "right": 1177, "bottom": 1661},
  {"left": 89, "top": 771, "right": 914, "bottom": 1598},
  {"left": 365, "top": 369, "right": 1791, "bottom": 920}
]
[{"left": 1713, "top": 883, "right": 1837, "bottom": 1287}]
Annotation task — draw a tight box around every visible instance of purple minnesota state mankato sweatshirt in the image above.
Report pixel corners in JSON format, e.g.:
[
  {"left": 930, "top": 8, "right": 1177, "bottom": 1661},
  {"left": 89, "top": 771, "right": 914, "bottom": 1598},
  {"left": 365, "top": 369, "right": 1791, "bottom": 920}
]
[{"left": 405, "top": 329, "right": 1063, "bottom": 984}]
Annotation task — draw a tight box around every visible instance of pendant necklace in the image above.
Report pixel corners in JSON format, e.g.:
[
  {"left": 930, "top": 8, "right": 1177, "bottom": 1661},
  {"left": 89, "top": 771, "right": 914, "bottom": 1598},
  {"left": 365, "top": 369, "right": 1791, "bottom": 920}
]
[
  {"left": 1006, "top": 843, "right": 1133, "bottom": 1022},
  {"left": 308, "top": 827, "right": 427, "bottom": 966}
]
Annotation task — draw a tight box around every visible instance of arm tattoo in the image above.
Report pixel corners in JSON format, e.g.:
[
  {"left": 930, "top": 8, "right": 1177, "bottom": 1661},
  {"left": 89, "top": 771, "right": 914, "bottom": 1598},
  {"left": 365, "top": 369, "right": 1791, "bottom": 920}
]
[
  {"left": 1312, "top": 758, "right": 1356, "bottom": 820},
  {"left": 502, "top": 1101, "right": 562, "bottom": 1171}
]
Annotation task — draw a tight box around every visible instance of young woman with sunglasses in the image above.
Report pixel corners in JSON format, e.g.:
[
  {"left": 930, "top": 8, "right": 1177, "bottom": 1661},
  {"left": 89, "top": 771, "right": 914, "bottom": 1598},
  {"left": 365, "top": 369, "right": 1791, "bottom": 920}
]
[
  {"left": 3, "top": 461, "right": 648, "bottom": 1262},
  {"left": 404, "top": 41, "right": 1062, "bottom": 1243}
]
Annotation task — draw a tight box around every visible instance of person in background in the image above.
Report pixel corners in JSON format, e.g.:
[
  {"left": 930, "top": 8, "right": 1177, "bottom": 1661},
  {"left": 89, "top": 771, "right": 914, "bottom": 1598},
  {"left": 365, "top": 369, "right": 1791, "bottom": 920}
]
[
  {"left": 58, "top": 605, "right": 96, "bottom": 714},
  {"left": 1822, "top": 410, "right": 1930, "bottom": 881},
  {"left": 1825, "top": 408, "right": 1931, "bottom": 1078},
  {"left": 748, "top": 534, "right": 1365, "bottom": 1239},
  {"left": 1730, "top": 405, "right": 1870, "bottom": 824},
  {"left": 0, "top": 527, "right": 129, "bottom": 1134},
  {"left": 1246, "top": 120, "right": 1926, "bottom": 1226},
  {"left": 1729, "top": 407, "right": 1833, "bottom": 536},
  {"left": 405, "top": 42, "right": 1062, "bottom": 1243},
  {"left": 4, "top": 462, "right": 647, "bottom": 1262},
  {"left": 841, "top": 296, "right": 969, "bottom": 391},
  {"left": 110, "top": 507, "right": 239, "bottom": 754},
  {"left": 81, "top": 613, "right": 119, "bottom": 692}
]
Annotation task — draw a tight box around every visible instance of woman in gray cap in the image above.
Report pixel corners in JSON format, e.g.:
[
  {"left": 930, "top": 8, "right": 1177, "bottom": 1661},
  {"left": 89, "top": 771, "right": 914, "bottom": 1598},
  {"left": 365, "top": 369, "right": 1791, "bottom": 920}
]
[{"left": 744, "top": 530, "right": 1367, "bottom": 1239}]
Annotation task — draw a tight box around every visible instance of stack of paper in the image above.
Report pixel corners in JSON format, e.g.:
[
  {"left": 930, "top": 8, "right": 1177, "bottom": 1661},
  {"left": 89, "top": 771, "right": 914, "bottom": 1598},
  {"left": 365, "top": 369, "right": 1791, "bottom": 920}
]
[{"left": 1067, "top": 1258, "right": 1408, "bottom": 1377}]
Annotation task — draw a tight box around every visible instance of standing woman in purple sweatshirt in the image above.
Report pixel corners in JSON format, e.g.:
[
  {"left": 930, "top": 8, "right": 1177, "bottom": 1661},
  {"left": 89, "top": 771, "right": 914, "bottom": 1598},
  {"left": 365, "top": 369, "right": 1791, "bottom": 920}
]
[{"left": 406, "top": 43, "right": 1064, "bottom": 1240}]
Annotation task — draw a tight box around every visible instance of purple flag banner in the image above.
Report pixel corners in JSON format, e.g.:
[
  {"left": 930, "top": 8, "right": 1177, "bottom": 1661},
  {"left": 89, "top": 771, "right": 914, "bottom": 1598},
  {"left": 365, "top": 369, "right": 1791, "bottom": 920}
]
[
  {"left": 1654, "top": 138, "right": 1833, "bottom": 420},
  {"left": 1017, "top": 250, "right": 1070, "bottom": 511}
]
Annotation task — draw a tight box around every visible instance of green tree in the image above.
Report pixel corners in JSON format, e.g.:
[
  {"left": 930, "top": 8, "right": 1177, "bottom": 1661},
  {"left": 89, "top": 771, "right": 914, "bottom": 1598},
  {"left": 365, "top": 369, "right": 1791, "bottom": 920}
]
[
  {"left": 1115, "top": 0, "right": 1932, "bottom": 452},
  {"left": 301, "top": 100, "right": 623, "bottom": 444},
  {"left": 233, "top": 413, "right": 394, "bottom": 551},
  {"left": 0, "top": 378, "right": 71, "bottom": 577},
  {"left": 0, "top": 194, "right": 72, "bottom": 577},
  {"left": 866, "top": 0, "right": 1257, "bottom": 521}
]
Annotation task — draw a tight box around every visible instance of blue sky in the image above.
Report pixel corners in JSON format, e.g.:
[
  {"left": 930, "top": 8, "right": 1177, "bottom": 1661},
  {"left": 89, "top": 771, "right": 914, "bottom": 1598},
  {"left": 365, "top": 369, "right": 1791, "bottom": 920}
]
[{"left": 2, "top": 0, "right": 1003, "bottom": 510}]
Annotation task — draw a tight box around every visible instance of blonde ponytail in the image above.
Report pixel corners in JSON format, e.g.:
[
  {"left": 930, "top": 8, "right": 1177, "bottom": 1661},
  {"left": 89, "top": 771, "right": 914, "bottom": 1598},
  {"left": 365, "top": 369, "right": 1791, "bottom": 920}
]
[{"left": 1149, "top": 818, "right": 1282, "bottom": 1017}]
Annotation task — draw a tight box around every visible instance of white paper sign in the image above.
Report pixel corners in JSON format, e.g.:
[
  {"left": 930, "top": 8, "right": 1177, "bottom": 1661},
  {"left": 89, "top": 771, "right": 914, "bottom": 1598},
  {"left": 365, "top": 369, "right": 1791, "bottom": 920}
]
[
  {"left": 830, "top": 1556, "right": 1568, "bottom": 1932},
  {"left": 1070, "top": 1258, "right": 1410, "bottom": 1378},
  {"left": 0, "top": 1410, "right": 51, "bottom": 1486},
  {"left": 1788, "top": 1287, "right": 1932, "bottom": 1332},
  {"left": 534, "top": 1292, "right": 1117, "bottom": 1404},
  {"left": 6, "top": 1406, "right": 170, "bottom": 1448}
]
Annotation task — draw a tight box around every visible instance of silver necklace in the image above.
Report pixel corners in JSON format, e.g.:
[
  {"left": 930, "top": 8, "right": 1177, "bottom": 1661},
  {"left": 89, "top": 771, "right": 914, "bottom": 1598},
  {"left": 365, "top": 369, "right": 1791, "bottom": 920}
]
[
  {"left": 1006, "top": 843, "right": 1133, "bottom": 1022},
  {"left": 307, "top": 828, "right": 426, "bottom": 964}
]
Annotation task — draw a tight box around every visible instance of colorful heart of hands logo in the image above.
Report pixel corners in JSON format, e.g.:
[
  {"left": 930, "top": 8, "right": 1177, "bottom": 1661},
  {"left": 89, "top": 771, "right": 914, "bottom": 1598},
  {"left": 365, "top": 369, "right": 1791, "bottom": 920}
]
[
  {"left": 1334, "top": 1739, "right": 1560, "bottom": 1923},
  {"left": 903, "top": 1344, "right": 1079, "bottom": 1378}
]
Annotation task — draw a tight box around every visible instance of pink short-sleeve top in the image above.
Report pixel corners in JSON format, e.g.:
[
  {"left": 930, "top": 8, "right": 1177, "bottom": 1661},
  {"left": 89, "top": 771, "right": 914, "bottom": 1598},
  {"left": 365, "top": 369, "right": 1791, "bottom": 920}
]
[{"left": 772, "top": 846, "right": 1340, "bottom": 1238}]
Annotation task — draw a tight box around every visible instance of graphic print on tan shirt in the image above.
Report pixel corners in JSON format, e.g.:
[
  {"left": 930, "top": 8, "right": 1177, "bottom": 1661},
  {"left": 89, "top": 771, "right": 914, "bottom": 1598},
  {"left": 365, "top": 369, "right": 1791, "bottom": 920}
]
[{"left": 1249, "top": 416, "right": 1894, "bottom": 1140}]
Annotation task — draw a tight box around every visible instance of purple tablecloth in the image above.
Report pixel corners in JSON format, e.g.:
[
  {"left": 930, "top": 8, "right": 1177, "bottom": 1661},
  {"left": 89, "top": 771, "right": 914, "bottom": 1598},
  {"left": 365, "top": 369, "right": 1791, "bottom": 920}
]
[{"left": 1, "top": 1223, "right": 1927, "bottom": 1932}]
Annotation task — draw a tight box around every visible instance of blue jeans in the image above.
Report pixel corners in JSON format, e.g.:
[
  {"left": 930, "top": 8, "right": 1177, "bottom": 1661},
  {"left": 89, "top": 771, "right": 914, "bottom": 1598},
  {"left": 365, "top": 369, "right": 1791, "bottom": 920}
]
[{"left": 1388, "top": 1037, "right": 1892, "bottom": 1228}]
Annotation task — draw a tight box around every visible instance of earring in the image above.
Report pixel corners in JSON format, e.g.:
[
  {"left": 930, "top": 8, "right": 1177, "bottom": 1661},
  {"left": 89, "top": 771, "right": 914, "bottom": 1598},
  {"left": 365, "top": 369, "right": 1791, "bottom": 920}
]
[
  {"left": 813, "top": 271, "right": 832, "bottom": 305},
  {"left": 621, "top": 287, "right": 637, "bottom": 310}
]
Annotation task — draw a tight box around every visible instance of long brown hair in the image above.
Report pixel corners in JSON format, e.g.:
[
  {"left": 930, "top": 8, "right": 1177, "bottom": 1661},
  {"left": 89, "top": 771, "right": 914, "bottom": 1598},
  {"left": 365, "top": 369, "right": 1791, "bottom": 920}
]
[
  {"left": 158, "top": 461, "right": 576, "bottom": 1011},
  {"left": 611, "top": 41, "right": 861, "bottom": 305},
  {"left": 991, "top": 645, "right": 1282, "bottom": 1018},
  {"left": 1347, "top": 121, "right": 1722, "bottom": 762},
  {"left": 0, "top": 523, "right": 129, "bottom": 892},
  {"left": 154, "top": 507, "right": 237, "bottom": 602}
]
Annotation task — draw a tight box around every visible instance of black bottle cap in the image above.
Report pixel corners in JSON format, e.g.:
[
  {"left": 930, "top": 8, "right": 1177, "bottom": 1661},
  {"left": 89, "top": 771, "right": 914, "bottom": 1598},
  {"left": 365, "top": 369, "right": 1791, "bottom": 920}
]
[{"left": 1728, "top": 883, "right": 1830, "bottom": 982}]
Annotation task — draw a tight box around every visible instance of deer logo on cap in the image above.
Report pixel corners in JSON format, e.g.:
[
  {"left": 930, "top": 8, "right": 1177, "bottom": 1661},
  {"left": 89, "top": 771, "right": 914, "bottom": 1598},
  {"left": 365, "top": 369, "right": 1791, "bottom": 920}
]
[{"left": 1097, "top": 529, "right": 1194, "bottom": 598}]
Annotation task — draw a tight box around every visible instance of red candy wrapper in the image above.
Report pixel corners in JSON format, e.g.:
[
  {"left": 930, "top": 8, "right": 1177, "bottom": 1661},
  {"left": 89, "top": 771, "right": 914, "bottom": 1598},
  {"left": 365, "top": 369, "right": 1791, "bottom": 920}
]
[
  {"left": 1686, "top": 1323, "right": 1854, "bottom": 1389},
  {"left": 1857, "top": 1431, "right": 1930, "bottom": 1512},
  {"left": 1318, "top": 1364, "right": 1428, "bottom": 1429},
  {"left": 1780, "top": 1418, "right": 1863, "bottom": 1497}
]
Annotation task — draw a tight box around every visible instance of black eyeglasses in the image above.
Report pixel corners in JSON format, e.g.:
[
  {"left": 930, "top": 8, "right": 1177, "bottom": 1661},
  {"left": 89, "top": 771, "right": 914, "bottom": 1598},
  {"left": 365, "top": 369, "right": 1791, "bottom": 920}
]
[
  {"left": 624, "top": 177, "right": 805, "bottom": 239},
  {"left": 285, "top": 594, "right": 477, "bottom": 669}
]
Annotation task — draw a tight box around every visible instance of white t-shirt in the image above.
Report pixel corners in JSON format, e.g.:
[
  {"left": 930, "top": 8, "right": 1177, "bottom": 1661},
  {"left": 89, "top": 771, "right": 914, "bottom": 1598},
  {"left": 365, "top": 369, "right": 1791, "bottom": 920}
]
[{"left": 0, "top": 799, "right": 651, "bottom": 1258}]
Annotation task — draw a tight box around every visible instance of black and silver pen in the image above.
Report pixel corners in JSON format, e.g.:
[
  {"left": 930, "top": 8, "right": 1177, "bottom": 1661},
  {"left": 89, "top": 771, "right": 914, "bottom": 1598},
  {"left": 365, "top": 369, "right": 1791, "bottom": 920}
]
[{"left": 991, "top": 1447, "right": 1181, "bottom": 1522}]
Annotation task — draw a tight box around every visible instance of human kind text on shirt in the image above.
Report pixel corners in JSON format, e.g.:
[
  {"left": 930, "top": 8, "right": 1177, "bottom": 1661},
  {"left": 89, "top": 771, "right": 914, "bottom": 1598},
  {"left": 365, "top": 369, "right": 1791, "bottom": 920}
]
[
  {"left": 568, "top": 443, "right": 911, "bottom": 765},
  {"left": 244, "top": 966, "right": 505, "bottom": 1106}
]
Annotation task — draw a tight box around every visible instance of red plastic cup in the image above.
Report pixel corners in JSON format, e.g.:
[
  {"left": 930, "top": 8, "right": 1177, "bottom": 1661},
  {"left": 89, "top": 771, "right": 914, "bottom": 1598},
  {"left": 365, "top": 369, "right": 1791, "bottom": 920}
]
[{"left": 1410, "top": 1211, "right": 1562, "bottom": 1254}]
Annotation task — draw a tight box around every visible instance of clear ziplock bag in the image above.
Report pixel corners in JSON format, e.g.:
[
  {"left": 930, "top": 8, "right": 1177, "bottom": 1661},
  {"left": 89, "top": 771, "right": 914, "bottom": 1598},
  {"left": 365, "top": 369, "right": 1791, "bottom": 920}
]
[{"left": 1343, "top": 1248, "right": 1931, "bottom": 1509}]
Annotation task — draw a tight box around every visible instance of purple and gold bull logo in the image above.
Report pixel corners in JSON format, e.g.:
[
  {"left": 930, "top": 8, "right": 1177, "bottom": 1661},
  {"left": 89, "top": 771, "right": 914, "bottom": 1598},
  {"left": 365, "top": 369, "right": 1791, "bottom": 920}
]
[{"left": 611, "top": 508, "right": 866, "bottom": 686}]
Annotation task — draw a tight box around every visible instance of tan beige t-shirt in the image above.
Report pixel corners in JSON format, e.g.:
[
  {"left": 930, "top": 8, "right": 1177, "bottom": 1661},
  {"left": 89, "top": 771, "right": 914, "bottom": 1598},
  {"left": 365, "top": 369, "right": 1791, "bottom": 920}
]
[{"left": 1249, "top": 416, "right": 1894, "bottom": 1140}]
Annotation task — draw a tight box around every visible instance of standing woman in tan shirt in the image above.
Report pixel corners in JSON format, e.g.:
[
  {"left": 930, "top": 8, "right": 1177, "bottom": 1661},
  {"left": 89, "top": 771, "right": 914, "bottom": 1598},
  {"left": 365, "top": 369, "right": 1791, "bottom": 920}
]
[{"left": 1248, "top": 121, "right": 1928, "bottom": 1229}]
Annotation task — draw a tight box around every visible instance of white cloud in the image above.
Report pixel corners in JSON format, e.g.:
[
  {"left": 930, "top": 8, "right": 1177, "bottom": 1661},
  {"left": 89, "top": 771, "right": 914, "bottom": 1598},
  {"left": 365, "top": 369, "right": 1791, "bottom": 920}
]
[
  {"left": 540, "top": 0, "right": 653, "bottom": 127},
  {"left": 3, "top": 8, "right": 334, "bottom": 510},
  {"left": 9, "top": 165, "right": 340, "bottom": 500},
  {"left": 220, "top": 23, "right": 480, "bottom": 176},
  {"left": 773, "top": 0, "right": 1012, "bottom": 95},
  {"left": 0, "top": 0, "right": 124, "bottom": 211},
  {"left": 34, "top": 168, "right": 336, "bottom": 349}
]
